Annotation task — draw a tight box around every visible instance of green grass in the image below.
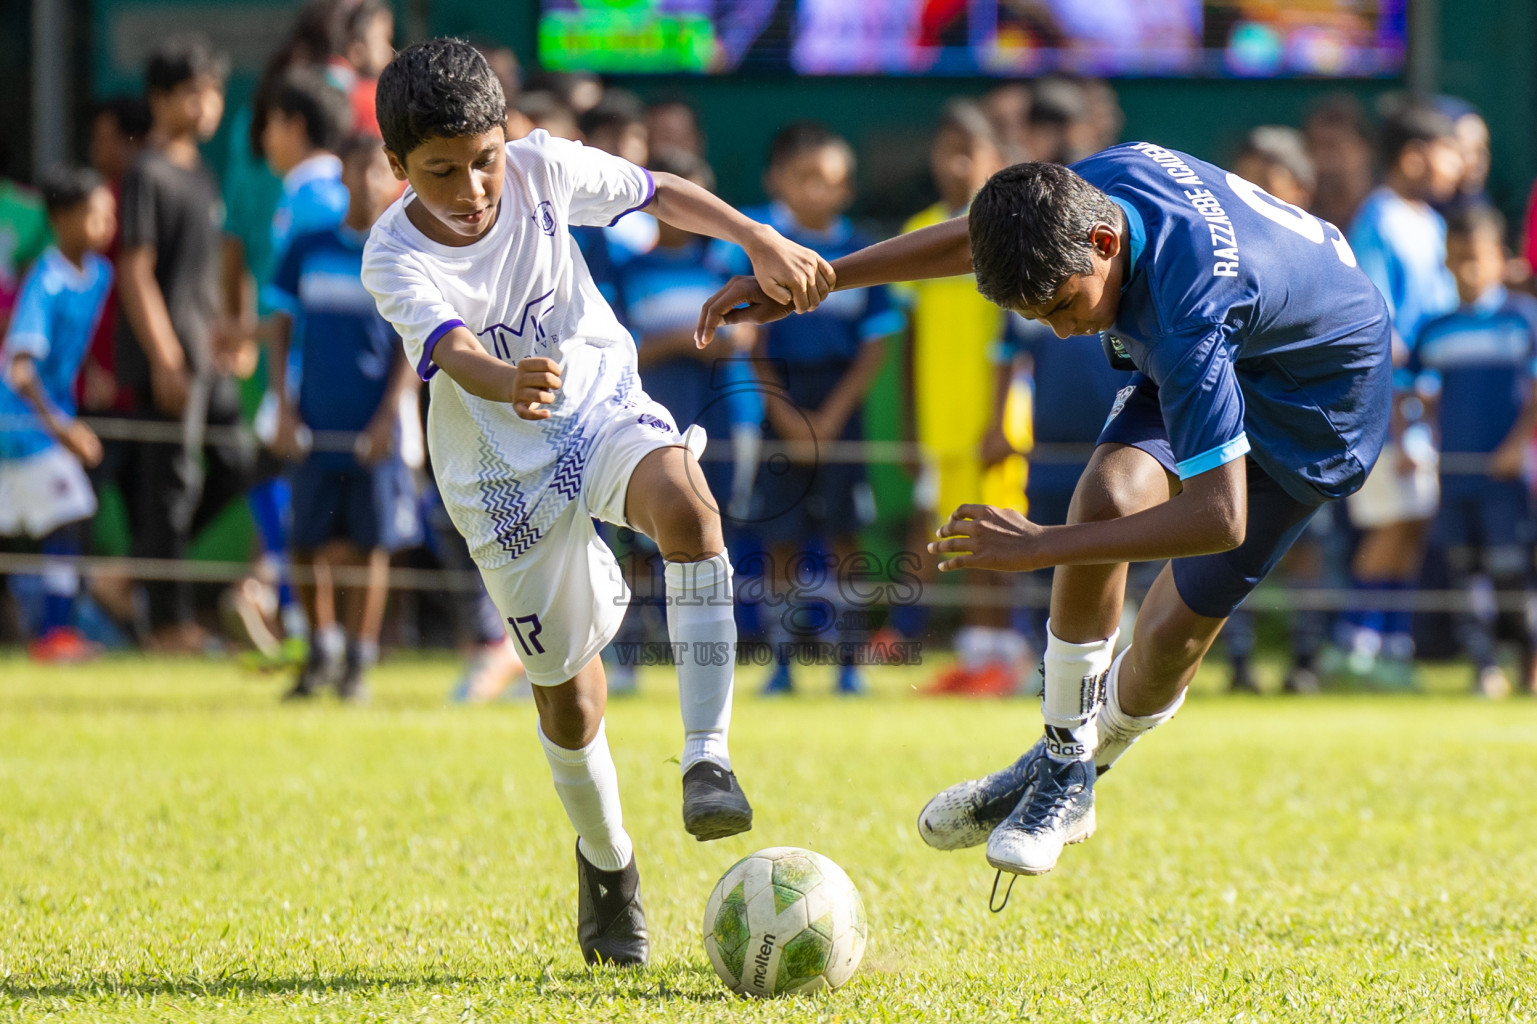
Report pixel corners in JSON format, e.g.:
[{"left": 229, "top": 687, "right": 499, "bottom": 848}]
[{"left": 0, "top": 653, "right": 1534, "bottom": 1022}]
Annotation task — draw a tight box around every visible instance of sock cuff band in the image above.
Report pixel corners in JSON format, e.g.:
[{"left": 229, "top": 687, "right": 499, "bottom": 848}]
[
  {"left": 1103, "top": 645, "right": 1185, "bottom": 729},
  {"left": 1045, "top": 620, "right": 1120, "bottom": 654},
  {"left": 537, "top": 718, "right": 607, "bottom": 762},
  {"left": 664, "top": 551, "right": 733, "bottom": 592}
]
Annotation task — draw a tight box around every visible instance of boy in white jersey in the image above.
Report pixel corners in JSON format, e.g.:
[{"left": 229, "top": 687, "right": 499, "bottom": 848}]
[{"left": 362, "top": 41, "right": 833, "bottom": 967}]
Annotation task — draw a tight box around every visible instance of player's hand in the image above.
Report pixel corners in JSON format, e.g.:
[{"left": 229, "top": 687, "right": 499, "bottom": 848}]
[
  {"left": 513, "top": 357, "right": 562, "bottom": 420},
  {"left": 1489, "top": 438, "right": 1526, "bottom": 480},
  {"left": 745, "top": 227, "right": 835, "bottom": 315},
  {"left": 355, "top": 412, "right": 396, "bottom": 466},
  {"left": 928, "top": 504, "right": 1046, "bottom": 573},
  {"left": 695, "top": 276, "right": 793, "bottom": 347},
  {"left": 150, "top": 362, "right": 190, "bottom": 418},
  {"left": 60, "top": 420, "right": 103, "bottom": 469},
  {"left": 270, "top": 401, "right": 307, "bottom": 461}
]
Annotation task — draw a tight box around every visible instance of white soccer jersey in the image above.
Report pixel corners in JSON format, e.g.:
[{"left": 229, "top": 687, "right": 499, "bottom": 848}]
[{"left": 362, "top": 130, "right": 657, "bottom": 570}]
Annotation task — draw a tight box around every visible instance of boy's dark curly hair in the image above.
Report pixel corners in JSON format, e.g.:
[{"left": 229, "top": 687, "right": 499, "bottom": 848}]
[
  {"left": 968, "top": 161, "right": 1122, "bottom": 310},
  {"left": 376, "top": 39, "right": 505, "bottom": 160}
]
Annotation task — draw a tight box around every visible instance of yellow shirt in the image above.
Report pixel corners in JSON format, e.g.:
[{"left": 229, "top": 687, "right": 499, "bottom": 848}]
[{"left": 896, "top": 203, "right": 1011, "bottom": 454}]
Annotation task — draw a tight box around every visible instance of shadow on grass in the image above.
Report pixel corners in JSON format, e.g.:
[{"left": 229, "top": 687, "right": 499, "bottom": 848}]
[{"left": 2, "top": 965, "right": 732, "bottom": 1004}]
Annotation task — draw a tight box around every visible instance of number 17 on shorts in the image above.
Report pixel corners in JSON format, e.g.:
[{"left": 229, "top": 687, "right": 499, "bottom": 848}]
[{"left": 509, "top": 614, "right": 546, "bottom": 656}]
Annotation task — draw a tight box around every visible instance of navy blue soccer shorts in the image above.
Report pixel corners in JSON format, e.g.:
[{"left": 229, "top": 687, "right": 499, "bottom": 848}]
[
  {"left": 1436, "top": 476, "right": 1535, "bottom": 576},
  {"left": 290, "top": 456, "right": 421, "bottom": 554},
  {"left": 1097, "top": 376, "right": 1322, "bottom": 619}
]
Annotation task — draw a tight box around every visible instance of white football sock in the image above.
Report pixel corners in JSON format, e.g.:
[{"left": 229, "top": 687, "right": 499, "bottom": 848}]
[
  {"left": 538, "top": 719, "right": 633, "bottom": 872},
  {"left": 1041, "top": 620, "right": 1118, "bottom": 762},
  {"left": 665, "top": 552, "right": 735, "bottom": 772},
  {"left": 1095, "top": 645, "right": 1186, "bottom": 773}
]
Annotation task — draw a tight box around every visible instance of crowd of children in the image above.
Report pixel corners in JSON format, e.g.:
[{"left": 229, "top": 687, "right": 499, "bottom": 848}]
[{"left": 2, "top": 11, "right": 1536, "bottom": 704}]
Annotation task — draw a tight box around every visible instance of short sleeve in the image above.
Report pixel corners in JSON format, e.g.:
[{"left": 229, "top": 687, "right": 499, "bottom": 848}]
[
  {"left": 858, "top": 283, "right": 905, "bottom": 342},
  {"left": 541, "top": 134, "right": 656, "bottom": 229},
  {"left": 117, "top": 159, "right": 160, "bottom": 250},
  {"left": 361, "top": 239, "right": 466, "bottom": 382},
  {"left": 1146, "top": 323, "right": 1250, "bottom": 480},
  {"left": 3, "top": 265, "right": 53, "bottom": 361}
]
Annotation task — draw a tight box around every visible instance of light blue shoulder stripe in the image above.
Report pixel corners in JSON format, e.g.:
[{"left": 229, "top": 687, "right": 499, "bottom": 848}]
[{"left": 1176, "top": 433, "right": 1250, "bottom": 479}]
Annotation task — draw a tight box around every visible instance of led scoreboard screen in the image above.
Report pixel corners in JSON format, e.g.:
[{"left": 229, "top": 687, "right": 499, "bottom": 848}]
[{"left": 538, "top": 0, "right": 1406, "bottom": 78}]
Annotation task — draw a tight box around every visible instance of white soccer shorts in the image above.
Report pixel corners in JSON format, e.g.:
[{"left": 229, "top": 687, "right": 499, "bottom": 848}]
[
  {"left": 478, "top": 400, "right": 707, "bottom": 686},
  {"left": 1346, "top": 441, "right": 1439, "bottom": 529},
  {"left": 0, "top": 445, "right": 97, "bottom": 538}
]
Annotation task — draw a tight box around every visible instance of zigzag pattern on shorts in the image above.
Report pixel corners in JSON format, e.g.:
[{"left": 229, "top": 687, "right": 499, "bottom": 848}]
[{"left": 463, "top": 352, "right": 628, "bottom": 566}]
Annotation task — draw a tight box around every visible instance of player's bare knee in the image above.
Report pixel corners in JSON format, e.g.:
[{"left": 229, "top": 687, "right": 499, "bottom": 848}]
[
  {"left": 1068, "top": 447, "right": 1171, "bottom": 527},
  {"left": 650, "top": 491, "right": 724, "bottom": 562}
]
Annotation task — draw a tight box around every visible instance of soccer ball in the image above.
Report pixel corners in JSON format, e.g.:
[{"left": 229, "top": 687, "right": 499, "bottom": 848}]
[{"left": 702, "top": 846, "right": 867, "bottom": 998}]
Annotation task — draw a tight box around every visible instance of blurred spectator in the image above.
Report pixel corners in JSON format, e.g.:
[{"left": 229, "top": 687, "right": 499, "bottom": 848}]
[
  {"left": 580, "top": 92, "right": 658, "bottom": 264},
  {"left": 1078, "top": 78, "right": 1125, "bottom": 153},
  {"left": 509, "top": 91, "right": 580, "bottom": 142},
  {"left": 645, "top": 98, "right": 705, "bottom": 157},
  {"left": 721, "top": 122, "right": 905, "bottom": 696},
  {"left": 890, "top": 100, "right": 1028, "bottom": 694},
  {"left": 1342, "top": 99, "right": 1464, "bottom": 683},
  {"left": 1413, "top": 205, "right": 1537, "bottom": 698},
  {"left": 1232, "top": 125, "right": 1315, "bottom": 209},
  {"left": 524, "top": 70, "right": 603, "bottom": 117},
  {"left": 1226, "top": 124, "right": 1329, "bottom": 693},
  {"left": 1302, "top": 93, "right": 1374, "bottom": 230},
  {"left": 113, "top": 36, "right": 256, "bottom": 653},
  {"left": 266, "top": 135, "right": 421, "bottom": 702},
  {"left": 236, "top": 67, "right": 353, "bottom": 654},
  {"left": 619, "top": 148, "right": 757, "bottom": 511},
  {"left": 260, "top": 68, "right": 351, "bottom": 261},
  {"left": 1432, "top": 97, "right": 1491, "bottom": 212},
  {"left": 581, "top": 91, "right": 649, "bottom": 166},
  {"left": 607, "top": 148, "right": 760, "bottom": 692},
  {"left": 1024, "top": 77, "right": 1091, "bottom": 164},
  {"left": 981, "top": 82, "right": 1032, "bottom": 163},
  {"left": 0, "top": 167, "right": 115, "bottom": 661},
  {"left": 334, "top": 0, "right": 395, "bottom": 134},
  {"left": 80, "top": 97, "right": 151, "bottom": 416}
]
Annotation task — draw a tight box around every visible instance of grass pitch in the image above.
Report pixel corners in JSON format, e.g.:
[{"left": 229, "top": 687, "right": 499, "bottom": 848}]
[{"left": 0, "top": 653, "right": 1533, "bottom": 1022}]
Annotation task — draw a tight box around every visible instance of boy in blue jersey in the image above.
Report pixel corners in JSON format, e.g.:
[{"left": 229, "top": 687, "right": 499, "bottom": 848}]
[
  {"left": 267, "top": 136, "right": 420, "bottom": 701},
  {"left": 1414, "top": 205, "right": 1537, "bottom": 698},
  {"left": 1341, "top": 102, "right": 1464, "bottom": 678},
  {"left": 240, "top": 67, "right": 357, "bottom": 657},
  {"left": 723, "top": 123, "right": 905, "bottom": 696},
  {"left": 261, "top": 68, "right": 353, "bottom": 264},
  {"left": 700, "top": 143, "right": 1392, "bottom": 879},
  {"left": 0, "top": 168, "right": 116, "bottom": 661}
]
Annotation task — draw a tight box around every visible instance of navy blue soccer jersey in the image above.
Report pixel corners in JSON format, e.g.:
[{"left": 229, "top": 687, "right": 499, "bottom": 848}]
[
  {"left": 1413, "top": 285, "right": 1537, "bottom": 469},
  {"left": 1071, "top": 142, "right": 1393, "bottom": 504},
  {"left": 269, "top": 226, "right": 400, "bottom": 461}
]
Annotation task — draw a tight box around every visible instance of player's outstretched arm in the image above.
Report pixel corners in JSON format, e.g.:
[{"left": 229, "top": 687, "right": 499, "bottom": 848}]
[
  {"left": 929, "top": 459, "right": 1248, "bottom": 573},
  {"left": 646, "top": 171, "right": 834, "bottom": 314},
  {"left": 695, "top": 217, "right": 971, "bottom": 345}
]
